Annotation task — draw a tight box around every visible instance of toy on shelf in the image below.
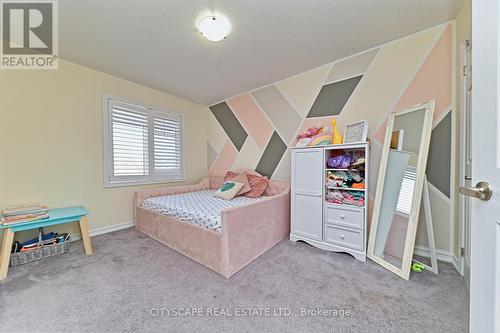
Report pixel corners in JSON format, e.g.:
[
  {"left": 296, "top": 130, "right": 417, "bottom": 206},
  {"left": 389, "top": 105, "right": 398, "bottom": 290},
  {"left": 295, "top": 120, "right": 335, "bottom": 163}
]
[
  {"left": 325, "top": 189, "right": 365, "bottom": 206},
  {"left": 327, "top": 155, "right": 354, "bottom": 169},
  {"left": 326, "top": 170, "right": 365, "bottom": 189},
  {"left": 296, "top": 125, "right": 334, "bottom": 147},
  {"left": 331, "top": 119, "right": 343, "bottom": 144},
  {"left": 296, "top": 126, "right": 323, "bottom": 147},
  {"left": 309, "top": 134, "right": 333, "bottom": 146}
]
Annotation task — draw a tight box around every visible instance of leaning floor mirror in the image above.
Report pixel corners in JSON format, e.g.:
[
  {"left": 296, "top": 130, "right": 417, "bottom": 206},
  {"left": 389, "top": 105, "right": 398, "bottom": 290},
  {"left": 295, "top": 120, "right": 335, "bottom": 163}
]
[{"left": 367, "top": 101, "right": 435, "bottom": 280}]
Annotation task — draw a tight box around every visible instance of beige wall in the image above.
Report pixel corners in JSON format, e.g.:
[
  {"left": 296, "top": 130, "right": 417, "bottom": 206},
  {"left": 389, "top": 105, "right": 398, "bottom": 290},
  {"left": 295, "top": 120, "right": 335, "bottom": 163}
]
[
  {"left": 0, "top": 59, "right": 208, "bottom": 241},
  {"left": 453, "top": 0, "right": 472, "bottom": 257}
]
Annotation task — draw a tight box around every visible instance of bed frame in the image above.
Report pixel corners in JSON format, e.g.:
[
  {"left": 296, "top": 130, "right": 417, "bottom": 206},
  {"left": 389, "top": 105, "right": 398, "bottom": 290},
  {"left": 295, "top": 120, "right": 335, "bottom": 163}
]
[{"left": 135, "top": 177, "right": 290, "bottom": 279}]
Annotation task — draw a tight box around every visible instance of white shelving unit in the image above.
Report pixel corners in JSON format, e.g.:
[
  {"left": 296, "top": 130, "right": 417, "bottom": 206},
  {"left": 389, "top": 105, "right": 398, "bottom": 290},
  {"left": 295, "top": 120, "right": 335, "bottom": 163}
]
[{"left": 290, "top": 143, "right": 369, "bottom": 261}]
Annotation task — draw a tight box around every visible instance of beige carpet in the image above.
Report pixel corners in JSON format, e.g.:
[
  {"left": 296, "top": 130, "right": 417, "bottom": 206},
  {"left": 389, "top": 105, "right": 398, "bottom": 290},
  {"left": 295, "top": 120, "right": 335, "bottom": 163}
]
[{"left": 0, "top": 228, "right": 468, "bottom": 332}]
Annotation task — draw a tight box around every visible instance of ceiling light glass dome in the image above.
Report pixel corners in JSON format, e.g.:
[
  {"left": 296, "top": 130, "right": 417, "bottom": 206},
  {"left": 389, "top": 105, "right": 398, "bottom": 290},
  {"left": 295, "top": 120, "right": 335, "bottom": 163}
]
[{"left": 197, "top": 15, "right": 231, "bottom": 42}]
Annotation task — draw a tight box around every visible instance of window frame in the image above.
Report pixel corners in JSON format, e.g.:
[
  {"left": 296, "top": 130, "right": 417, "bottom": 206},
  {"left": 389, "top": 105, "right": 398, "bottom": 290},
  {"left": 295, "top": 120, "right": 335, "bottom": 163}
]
[{"left": 103, "top": 94, "right": 185, "bottom": 188}]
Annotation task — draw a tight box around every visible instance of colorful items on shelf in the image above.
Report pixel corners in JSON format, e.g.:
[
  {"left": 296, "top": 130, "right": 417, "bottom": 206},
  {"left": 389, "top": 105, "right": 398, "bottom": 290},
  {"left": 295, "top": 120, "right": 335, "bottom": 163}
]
[
  {"left": 326, "top": 149, "right": 365, "bottom": 169},
  {"left": 331, "top": 119, "right": 343, "bottom": 144},
  {"left": 296, "top": 126, "right": 323, "bottom": 147},
  {"left": 351, "top": 157, "right": 366, "bottom": 167},
  {"left": 296, "top": 124, "right": 333, "bottom": 147},
  {"left": 327, "top": 155, "right": 354, "bottom": 169},
  {"left": 351, "top": 183, "right": 365, "bottom": 189},
  {"left": 309, "top": 134, "right": 333, "bottom": 146},
  {"left": 326, "top": 170, "right": 365, "bottom": 189},
  {"left": 325, "top": 148, "right": 366, "bottom": 206},
  {"left": 1, "top": 204, "right": 49, "bottom": 225},
  {"left": 326, "top": 190, "right": 365, "bottom": 206}
]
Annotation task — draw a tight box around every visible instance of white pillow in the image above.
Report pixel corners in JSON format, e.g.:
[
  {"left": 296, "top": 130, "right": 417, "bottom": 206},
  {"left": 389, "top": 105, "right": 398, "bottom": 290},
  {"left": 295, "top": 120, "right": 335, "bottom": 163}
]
[{"left": 214, "top": 181, "right": 245, "bottom": 200}]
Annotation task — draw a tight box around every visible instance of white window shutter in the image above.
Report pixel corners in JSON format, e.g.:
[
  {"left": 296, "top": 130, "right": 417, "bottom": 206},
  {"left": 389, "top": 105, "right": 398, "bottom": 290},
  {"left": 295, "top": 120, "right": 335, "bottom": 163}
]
[
  {"left": 104, "top": 96, "right": 185, "bottom": 187},
  {"left": 396, "top": 167, "right": 417, "bottom": 215},
  {"left": 153, "top": 113, "right": 183, "bottom": 180},
  {"left": 111, "top": 102, "right": 149, "bottom": 177}
]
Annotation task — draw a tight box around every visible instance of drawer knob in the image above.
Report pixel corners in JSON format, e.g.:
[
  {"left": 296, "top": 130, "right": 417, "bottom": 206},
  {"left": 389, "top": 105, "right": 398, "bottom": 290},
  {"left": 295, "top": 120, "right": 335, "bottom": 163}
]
[
  {"left": 340, "top": 214, "right": 345, "bottom": 219},
  {"left": 340, "top": 234, "right": 345, "bottom": 239}
]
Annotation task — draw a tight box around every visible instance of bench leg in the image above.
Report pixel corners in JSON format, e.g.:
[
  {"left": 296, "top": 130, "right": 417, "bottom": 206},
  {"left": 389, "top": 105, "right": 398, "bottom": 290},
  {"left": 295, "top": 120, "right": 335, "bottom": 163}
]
[
  {"left": 0, "top": 229, "right": 14, "bottom": 281},
  {"left": 78, "top": 216, "right": 93, "bottom": 255}
]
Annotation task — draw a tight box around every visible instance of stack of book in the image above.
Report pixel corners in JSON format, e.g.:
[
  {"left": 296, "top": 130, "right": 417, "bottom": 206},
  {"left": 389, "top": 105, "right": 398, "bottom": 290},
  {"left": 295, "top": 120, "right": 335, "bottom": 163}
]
[{"left": 1, "top": 204, "right": 49, "bottom": 226}]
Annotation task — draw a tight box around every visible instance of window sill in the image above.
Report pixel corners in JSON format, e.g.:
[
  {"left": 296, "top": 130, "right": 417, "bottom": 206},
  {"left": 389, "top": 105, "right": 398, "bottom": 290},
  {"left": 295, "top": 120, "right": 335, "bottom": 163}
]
[{"left": 103, "top": 177, "right": 185, "bottom": 188}]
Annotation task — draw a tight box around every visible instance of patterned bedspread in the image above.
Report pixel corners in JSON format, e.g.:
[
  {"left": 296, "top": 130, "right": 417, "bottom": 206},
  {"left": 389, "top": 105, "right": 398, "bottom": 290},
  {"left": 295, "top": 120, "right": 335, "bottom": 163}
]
[{"left": 141, "top": 190, "right": 264, "bottom": 232}]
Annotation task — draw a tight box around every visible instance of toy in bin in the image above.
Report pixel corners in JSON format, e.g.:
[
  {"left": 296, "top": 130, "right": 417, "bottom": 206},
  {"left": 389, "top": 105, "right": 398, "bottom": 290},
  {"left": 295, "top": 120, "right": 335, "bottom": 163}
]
[
  {"left": 11, "top": 228, "right": 70, "bottom": 253},
  {"left": 9, "top": 228, "right": 71, "bottom": 267}
]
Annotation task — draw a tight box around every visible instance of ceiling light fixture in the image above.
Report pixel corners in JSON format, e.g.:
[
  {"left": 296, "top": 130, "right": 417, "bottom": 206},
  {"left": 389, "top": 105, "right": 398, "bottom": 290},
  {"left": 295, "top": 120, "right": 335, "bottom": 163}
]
[{"left": 197, "top": 14, "right": 231, "bottom": 42}]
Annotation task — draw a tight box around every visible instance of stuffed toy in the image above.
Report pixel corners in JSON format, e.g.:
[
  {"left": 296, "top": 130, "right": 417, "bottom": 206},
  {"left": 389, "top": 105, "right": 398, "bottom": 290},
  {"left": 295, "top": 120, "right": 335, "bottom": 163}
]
[
  {"left": 296, "top": 126, "right": 328, "bottom": 147},
  {"left": 296, "top": 126, "right": 322, "bottom": 140},
  {"left": 331, "top": 119, "right": 343, "bottom": 144}
]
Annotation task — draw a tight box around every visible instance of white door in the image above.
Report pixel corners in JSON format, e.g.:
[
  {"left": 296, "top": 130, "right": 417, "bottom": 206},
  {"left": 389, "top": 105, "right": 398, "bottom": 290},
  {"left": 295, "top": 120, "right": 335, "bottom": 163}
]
[
  {"left": 463, "top": 0, "right": 500, "bottom": 331},
  {"left": 459, "top": 38, "right": 472, "bottom": 290},
  {"left": 291, "top": 148, "right": 323, "bottom": 241}
]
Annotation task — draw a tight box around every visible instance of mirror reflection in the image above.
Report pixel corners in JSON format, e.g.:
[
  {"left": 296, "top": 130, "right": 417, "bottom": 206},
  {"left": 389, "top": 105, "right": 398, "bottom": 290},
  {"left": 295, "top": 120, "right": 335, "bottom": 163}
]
[{"left": 372, "top": 108, "right": 426, "bottom": 268}]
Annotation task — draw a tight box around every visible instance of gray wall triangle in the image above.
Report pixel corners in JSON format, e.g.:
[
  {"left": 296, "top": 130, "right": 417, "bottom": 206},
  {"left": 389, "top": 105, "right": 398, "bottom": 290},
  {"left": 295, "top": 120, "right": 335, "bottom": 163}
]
[
  {"left": 307, "top": 75, "right": 362, "bottom": 118},
  {"left": 255, "top": 132, "right": 287, "bottom": 178},
  {"left": 426, "top": 112, "right": 452, "bottom": 197},
  {"left": 209, "top": 102, "right": 248, "bottom": 151}
]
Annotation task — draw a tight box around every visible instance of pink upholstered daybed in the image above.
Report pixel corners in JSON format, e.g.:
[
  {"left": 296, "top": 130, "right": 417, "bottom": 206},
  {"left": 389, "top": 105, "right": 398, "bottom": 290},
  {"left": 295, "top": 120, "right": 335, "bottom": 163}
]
[{"left": 134, "top": 177, "right": 290, "bottom": 278}]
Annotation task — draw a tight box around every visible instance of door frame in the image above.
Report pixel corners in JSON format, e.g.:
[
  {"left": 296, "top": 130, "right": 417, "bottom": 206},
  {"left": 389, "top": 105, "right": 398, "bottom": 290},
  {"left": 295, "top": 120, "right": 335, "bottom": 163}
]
[{"left": 458, "top": 35, "right": 472, "bottom": 277}]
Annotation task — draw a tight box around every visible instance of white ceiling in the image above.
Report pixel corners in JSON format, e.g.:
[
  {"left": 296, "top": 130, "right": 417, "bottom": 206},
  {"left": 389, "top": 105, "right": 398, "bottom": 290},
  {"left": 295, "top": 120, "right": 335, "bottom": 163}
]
[{"left": 59, "top": 0, "right": 464, "bottom": 105}]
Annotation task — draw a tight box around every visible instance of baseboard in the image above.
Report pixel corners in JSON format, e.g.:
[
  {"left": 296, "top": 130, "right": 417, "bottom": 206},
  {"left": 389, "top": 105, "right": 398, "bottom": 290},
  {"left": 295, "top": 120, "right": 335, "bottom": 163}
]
[
  {"left": 453, "top": 255, "right": 463, "bottom": 275},
  {"left": 413, "top": 245, "right": 455, "bottom": 264},
  {"left": 70, "top": 221, "right": 135, "bottom": 241}
]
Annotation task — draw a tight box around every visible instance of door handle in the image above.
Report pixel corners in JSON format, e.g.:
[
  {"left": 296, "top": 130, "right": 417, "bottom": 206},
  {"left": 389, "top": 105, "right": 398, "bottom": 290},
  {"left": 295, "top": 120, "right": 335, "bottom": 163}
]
[{"left": 459, "top": 181, "right": 492, "bottom": 201}]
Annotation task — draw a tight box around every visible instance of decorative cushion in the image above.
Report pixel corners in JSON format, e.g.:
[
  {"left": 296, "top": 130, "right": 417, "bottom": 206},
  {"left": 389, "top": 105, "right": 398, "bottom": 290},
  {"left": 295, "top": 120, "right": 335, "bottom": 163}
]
[
  {"left": 223, "top": 171, "right": 239, "bottom": 182},
  {"left": 222, "top": 171, "right": 251, "bottom": 195},
  {"left": 244, "top": 174, "right": 269, "bottom": 198},
  {"left": 223, "top": 170, "right": 269, "bottom": 198},
  {"left": 214, "top": 181, "right": 245, "bottom": 200}
]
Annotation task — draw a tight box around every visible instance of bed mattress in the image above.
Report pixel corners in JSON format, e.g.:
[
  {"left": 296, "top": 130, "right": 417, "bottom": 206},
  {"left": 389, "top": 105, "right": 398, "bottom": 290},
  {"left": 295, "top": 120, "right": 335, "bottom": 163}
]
[{"left": 141, "top": 190, "right": 263, "bottom": 232}]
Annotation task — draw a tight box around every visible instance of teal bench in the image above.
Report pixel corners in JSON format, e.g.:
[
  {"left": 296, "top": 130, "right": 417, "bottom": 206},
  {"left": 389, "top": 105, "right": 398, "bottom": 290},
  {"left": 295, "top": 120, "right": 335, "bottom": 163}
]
[{"left": 0, "top": 206, "right": 93, "bottom": 281}]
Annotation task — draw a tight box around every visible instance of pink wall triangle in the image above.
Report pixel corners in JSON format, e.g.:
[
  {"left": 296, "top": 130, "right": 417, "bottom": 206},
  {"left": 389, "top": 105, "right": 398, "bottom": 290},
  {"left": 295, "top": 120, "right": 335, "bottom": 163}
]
[{"left": 373, "top": 24, "right": 452, "bottom": 144}]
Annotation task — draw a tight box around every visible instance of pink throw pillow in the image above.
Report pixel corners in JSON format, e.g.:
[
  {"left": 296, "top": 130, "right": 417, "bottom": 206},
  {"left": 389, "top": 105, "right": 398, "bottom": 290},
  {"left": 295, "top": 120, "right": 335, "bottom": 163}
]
[
  {"left": 223, "top": 171, "right": 239, "bottom": 183},
  {"left": 223, "top": 171, "right": 251, "bottom": 195},
  {"left": 244, "top": 174, "right": 269, "bottom": 198}
]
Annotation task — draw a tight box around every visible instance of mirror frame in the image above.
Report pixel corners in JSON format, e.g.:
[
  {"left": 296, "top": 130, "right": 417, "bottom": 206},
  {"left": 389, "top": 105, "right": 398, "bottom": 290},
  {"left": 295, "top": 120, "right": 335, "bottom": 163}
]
[{"left": 367, "top": 100, "right": 435, "bottom": 280}]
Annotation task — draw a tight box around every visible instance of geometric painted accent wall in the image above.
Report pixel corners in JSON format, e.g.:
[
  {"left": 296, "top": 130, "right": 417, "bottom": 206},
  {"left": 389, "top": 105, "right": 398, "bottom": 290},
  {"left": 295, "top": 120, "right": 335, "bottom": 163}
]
[
  {"left": 207, "top": 23, "right": 453, "bottom": 201},
  {"left": 206, "top": 22, "right": 454, "bottom": 255},
  {"left": 252, "top": 86, "right": 302, "bottom": 144}
]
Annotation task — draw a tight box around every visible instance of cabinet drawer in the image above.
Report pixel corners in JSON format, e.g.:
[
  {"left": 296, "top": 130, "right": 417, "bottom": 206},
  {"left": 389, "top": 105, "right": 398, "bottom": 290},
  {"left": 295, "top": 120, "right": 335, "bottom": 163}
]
[
  {"left": 325, "top": 205, "right": 364, "bottom": 229},
  {"left": 324, "top": 225, "right": 363, "bottom": 251}
]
